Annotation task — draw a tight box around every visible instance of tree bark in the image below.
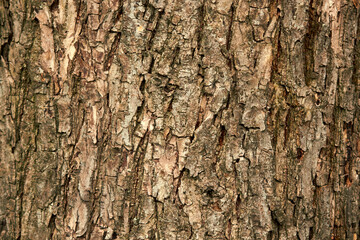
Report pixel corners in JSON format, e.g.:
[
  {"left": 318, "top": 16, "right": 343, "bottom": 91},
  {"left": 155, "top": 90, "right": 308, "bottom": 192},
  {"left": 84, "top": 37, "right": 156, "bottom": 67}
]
[{"left": 0, "top": 0, "right": 359, "bottom": 239}]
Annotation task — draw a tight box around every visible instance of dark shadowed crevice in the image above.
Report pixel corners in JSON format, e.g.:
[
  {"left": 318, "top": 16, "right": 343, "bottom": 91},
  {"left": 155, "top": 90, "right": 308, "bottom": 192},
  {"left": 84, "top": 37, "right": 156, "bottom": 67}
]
[
  {"left": 303, "top": 0, "right": 322, "bottom": 87},
  {"left": 48, "top": 214, "right": 56, "bottom": 240}
]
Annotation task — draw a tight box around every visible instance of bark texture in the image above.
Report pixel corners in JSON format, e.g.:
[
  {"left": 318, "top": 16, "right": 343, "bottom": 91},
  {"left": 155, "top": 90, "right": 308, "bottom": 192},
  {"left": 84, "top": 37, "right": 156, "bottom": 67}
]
[{"left": 0, "top": 0, "right": 360, "bottom": 239}]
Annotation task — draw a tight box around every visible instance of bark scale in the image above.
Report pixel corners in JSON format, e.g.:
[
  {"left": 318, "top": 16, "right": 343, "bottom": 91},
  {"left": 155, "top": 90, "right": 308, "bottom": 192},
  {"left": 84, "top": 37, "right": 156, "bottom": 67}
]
[{"left": 0, "top": 0, "right": 359, "bottom": 239}]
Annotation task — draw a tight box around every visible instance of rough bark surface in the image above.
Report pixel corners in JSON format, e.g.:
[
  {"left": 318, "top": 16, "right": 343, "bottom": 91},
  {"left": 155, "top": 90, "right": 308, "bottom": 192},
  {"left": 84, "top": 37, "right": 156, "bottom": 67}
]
[{"left": 0, "top": 0, "right": 360, "bottom": 239}]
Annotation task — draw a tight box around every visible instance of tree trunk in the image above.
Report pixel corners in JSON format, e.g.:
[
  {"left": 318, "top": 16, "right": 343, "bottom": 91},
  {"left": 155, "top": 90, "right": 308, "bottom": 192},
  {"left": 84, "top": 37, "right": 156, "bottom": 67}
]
[{"left": 0, "top": 0, "right": 359, "bottom": 239}]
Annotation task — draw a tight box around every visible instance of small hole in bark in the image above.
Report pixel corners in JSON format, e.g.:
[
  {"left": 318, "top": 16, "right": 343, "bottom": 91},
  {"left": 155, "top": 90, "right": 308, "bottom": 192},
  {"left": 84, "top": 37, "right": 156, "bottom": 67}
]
[
  {"left": 309, "top": 227, "right": 314, "bottom": 239},
  {"left": 164, "top": 84, "right": 173, "bottom": 93},
  {"left": 0, "top": 41, "right": 10, "bottom": 63},
  {"left": 149, "top": 56, "right": 155, "bottom": 74},
  {"left": 48, "top": 214, "right": 56, "bottom": 239},
  {"left": 50, "top": 0, "right": 60, "bottom": 13},
  {"left": 139, "top": 78, "right": 146, "bottom": 93},
  {"left": 296, "top": 148, "right": 304, "bottom": 161},
  {"left": 205, "top": 188, "right": 215, "bottom": 197},
  {"left": 33, "top": 17, "right": 40, "bottom": 25},
  {"left": 0, "top": 218, "right": 6, "bottom": 234},
  {"left": 218, "top": 126, "right": 226, "bottom": 147},
  {"left": 194, "top": 119, "right": 201, "bottom": 130}
]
